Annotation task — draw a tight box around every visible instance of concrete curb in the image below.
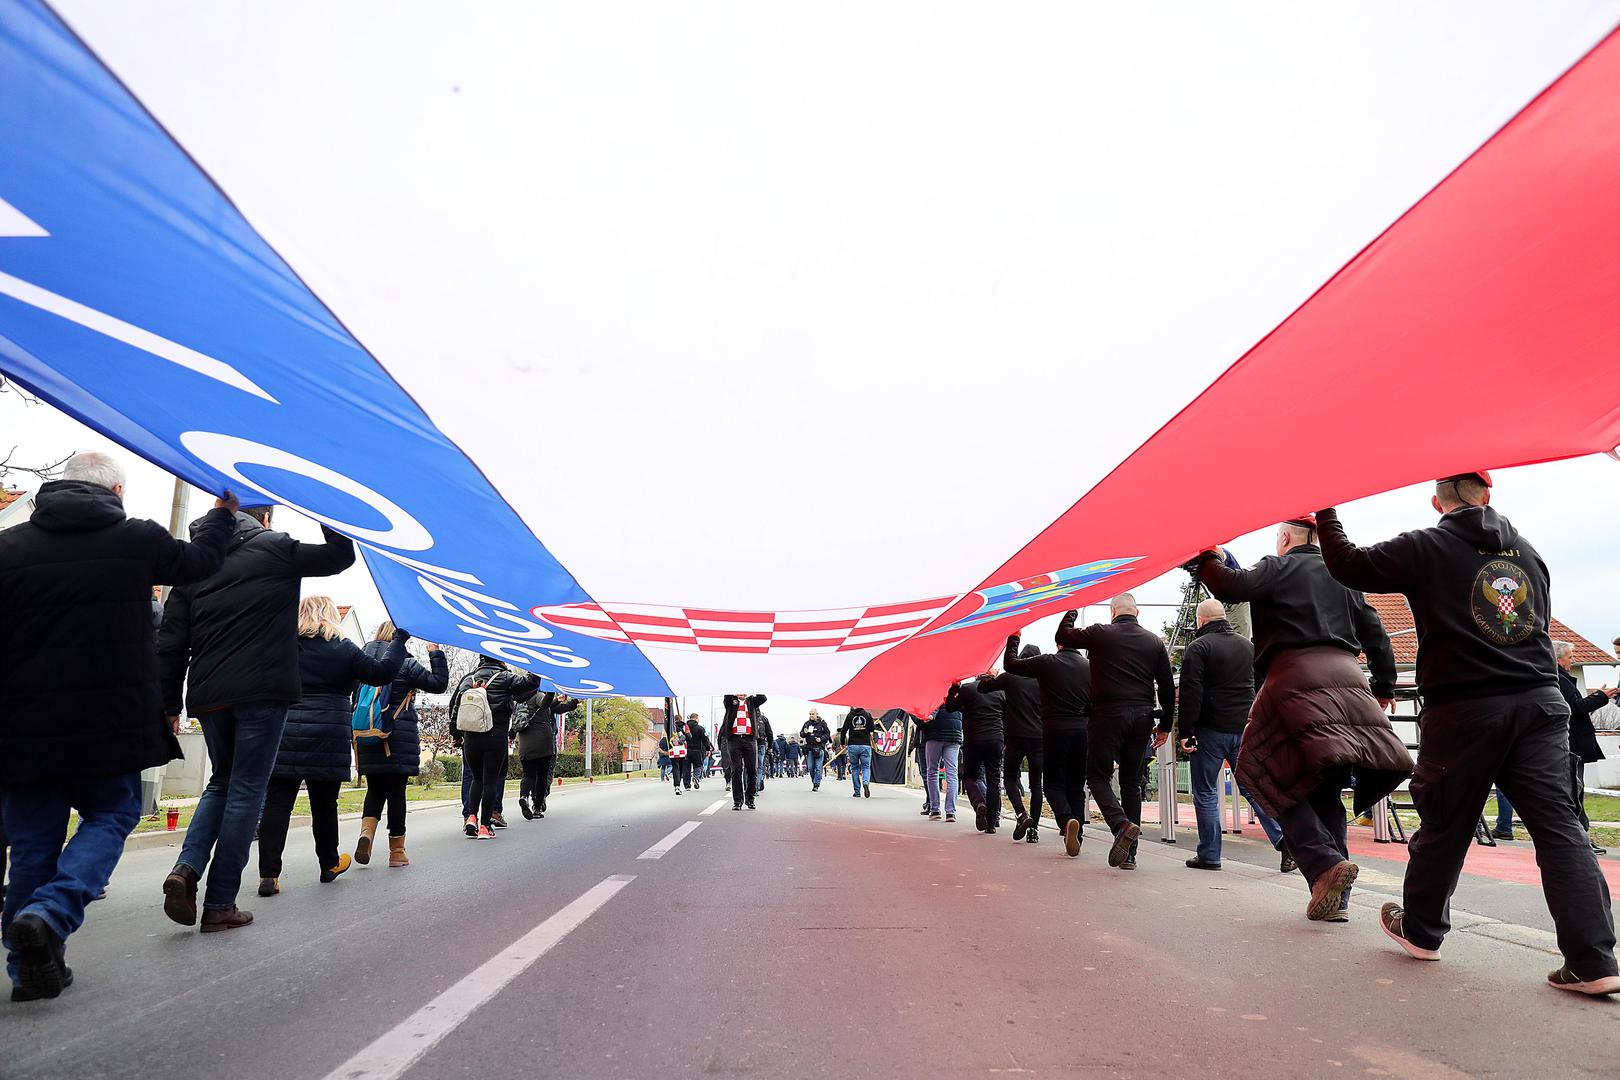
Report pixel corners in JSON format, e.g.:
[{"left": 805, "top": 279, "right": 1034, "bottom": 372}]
[{"left": 125, "top": 777, "right": 647, "bottom": 852}]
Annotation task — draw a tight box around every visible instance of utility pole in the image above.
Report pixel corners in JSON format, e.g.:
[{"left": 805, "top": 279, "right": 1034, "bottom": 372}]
[
  {"left": 584, "top": 698, "right": 593, "bottom": 778},
  {"left": 160, "top": 476, "right": 190, "bottom": 602}
]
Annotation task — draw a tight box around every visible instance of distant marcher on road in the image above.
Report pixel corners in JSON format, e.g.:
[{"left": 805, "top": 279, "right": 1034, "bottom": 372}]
[
  {"left": 1320, "top": 474, "right": 1618, "bottom": 994},
  {"left": 982, "top": 644, "right": 1044, "bottom": 846},
  {"left": 355, "top": 621, "right": 448, "bottom": 867},
  {"left": 159, "top": 500, "right": 356, "bottom": 934},
  {"left": 840, "top": 707, "right": 879, "bottom": 798},
  {"left": 800, "top": 709, "right": 832, "bottom": 791},
  {"left": 1198, "top": 514, "right": 1408, "bottom": 924},
  {"left": 1176, "top": 599, "right": 1287, "bottom": 872},
  {"left": 448, "top": 657, "right": 540, "bottom": 840},
  {"left": 1055, "top": 594, "right": 1175, "bottom": 869},
  {"left": 685, "top": 714, "right": 711, "bottom": 790},
  {"left": 719, "top": 694, "right": 766, "bottom": 810},
  {"left": 1554, "top": 640, "right": 1614, "bottom": 855},
  {"left": 755, "top": 710, "right": 775, "bottom": 795},
  {"left": 0, "top": 454, "right": 235, "bottom": 1000},
  {"left": 1005, "top": 633, "right": 1094, "bottom": 851},
  {"left": 255, "top": 598, "right": 405, "bottom": 897}
]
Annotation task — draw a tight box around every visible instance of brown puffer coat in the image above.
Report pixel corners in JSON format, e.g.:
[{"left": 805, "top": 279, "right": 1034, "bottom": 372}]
[{"left": 1237, "top": 646, "right": 1412, "bottom": 817}]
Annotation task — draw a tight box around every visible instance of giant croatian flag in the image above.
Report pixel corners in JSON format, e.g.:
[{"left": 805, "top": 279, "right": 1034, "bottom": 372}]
[{"left": 4, "top": 2, "right": 1620, "bottom": 712}]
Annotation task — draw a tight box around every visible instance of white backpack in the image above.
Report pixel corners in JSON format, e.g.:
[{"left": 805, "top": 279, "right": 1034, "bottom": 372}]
[{"left": 455, "top": 674, "right": 497, "bottom": 733}]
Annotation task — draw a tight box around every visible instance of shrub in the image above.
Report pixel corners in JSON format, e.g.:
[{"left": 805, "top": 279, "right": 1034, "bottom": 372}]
[
  {"left": 551, "top": 752, "right": 623, "bottom": 779},
  {"left": 436, "top": 755, "right": 462, "bottom": 784}
]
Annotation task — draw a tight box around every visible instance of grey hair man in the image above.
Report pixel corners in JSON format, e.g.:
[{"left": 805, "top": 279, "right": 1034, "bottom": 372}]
[{"left": 1551, "top": 640, "right": 1615, "bottom": 855}]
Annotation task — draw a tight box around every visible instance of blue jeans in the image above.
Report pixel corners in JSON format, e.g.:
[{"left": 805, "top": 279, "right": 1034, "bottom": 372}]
[
  {"left": 924, "top": 741, "right": 960, "bottom": 816},
  {"left": 2, "top": 772, "right": 141, "bottom": 984},
  {"left": 1494, "top": 790, "right": 1514, "bottom": 833},
  {"left": 807, "top": 749, "right": 825, "bottom": 786},
  {"left": 178, "top": 702, "right": 288, "bottom": 911},
  {"left": 1190, "top": 730, "right": 1283, "bottom": 863},
  {"left": 847, "top": 745, "right": 873, "bottom": 793}
]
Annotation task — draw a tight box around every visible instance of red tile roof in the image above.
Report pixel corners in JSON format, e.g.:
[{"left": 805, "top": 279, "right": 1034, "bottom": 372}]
[
  {"left": 1366, "top": 593, "right": 1614, "bottom": 666},
  {"left": 0, "top": 488, "right": 25, "bottom": 513}
]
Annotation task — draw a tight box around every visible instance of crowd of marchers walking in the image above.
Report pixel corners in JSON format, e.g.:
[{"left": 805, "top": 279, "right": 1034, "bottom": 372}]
[{"left": 0, "top": 458, "right": 1615, "bottom": 1003}]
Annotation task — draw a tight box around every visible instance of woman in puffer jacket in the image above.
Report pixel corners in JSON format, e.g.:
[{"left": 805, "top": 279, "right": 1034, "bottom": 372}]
[
  {"left": 353, "top": 620, "right": 447, "bottom": 868},
  {"left": 255, "top": 597, "right": 405, "bottom": 895}
]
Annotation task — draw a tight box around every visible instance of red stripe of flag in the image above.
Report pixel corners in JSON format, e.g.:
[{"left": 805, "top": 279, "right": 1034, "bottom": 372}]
[
  {"left": 543, "top": 613, "right": 621, "bottom": 629},
  {"left": 837, "top": 634, "right": 911, "bottom": 652},
  {"left": 768, "top": 638, "right": 845, "bottom": 648},
  {"left": 693, "top": 628, "right": 774, "bottom": 641},
  {"left": 683, "top": 608, "right": 775, "bottom": 623},
  {"left": 774, "top": 618, "right": 862, "bottom": 632},
  {"left": 626, "top": 631, "right": 701, "bottom": 645},
  {"left": 605, "top": 611, "right": 692, "bottom": 629},
  {"left": 847, "top": 615, "right": 932, "bottom": 635},
  {"left": 701, "top": 644, "right": 772, "bottom": 654}
]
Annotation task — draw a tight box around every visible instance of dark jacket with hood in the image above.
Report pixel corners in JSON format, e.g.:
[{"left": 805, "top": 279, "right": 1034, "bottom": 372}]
[
  {"left": 515, "top": 692, "right": 576, "bottom": 760},
  {"left": 1316, "top": 505, "right": 1556, "bottom": 707},
  {"left": 954, "top": 679, "right": 1006, "bottom": 745},
  {"left": 839, "top": 706, "right": 879, "bottom": 746},
  {"left": 273, "top": 631, "right": 407, "bottom": 781},
  {"left": 718, "top": 694, "right": 767, "bottom": 741},
  {"left": 0, "top": 480, "right": 234, "bottom": 783},
  {"left": 447, "top": 657, "right": 541, "bottom": 741},
  {"left": 980, "top": 644, "right": 1042, "bottom": 741},
  {"left": 1198, "top": 538, "right": 1408, "bottom": 815},
  {"left": 1198, "top": 541, "right": 1396, "bottom": 698},
  {"left": 686, "top": 718, "right": 711, "bottom": 759},
  {"left": 1176, "top": 619, "right": 1254, "bottom": 743},
  {"left": 1055, "top": 612, "right": 1176, "bottom": 731},
  {"left": 158, "top": 512, "right": 356, "bottom": 715},
  {"left": 1558, "top": 668, "right": 1609, "bottom": 764},
  {"left": 1004, "top": 632, "right": 1091, "bottom": 733},
  {"left": 357, "top": 640, "right": 449, "bottom": 776},
  {"left": 924, "top": 695, "right": 965, "bottom": 744}
]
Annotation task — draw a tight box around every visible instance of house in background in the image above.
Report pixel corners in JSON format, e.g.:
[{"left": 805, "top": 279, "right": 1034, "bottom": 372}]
[
  {"left": 336, "top": 604, "right": 366, "bottom": 646},
  {"left": 0, "top": 487, "right": 34, "bottom": 531}
]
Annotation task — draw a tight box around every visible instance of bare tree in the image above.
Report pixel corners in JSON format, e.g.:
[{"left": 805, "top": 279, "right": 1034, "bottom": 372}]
[{"left": 0, "top": 376, "right": 72, "bottom": 484}]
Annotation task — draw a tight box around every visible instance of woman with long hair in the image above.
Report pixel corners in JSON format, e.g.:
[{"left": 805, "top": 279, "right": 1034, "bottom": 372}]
[
  {"left": 255, "top": 597, "right": 406, "bottom": 895},
  {"left": 354, "top": 620, "right": 447, "bottom": 867}
]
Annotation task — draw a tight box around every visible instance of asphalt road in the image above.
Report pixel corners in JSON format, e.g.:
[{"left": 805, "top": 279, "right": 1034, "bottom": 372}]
[{"left": 2, "top": 775, "right": 1616, "bottom": 1079}]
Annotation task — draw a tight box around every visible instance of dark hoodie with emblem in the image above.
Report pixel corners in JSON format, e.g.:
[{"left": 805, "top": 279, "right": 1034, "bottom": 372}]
[
  {"left": 1317, "top": 505, "right": 1556, "bottom": 706},
  {"left": 980, "top": 644, "right": 1042, "bottom": 741}
]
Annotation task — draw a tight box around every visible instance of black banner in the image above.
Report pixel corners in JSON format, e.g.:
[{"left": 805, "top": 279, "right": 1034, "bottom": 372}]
[{"left": 870, "top": 709, "right": 912, "bottom": 785}]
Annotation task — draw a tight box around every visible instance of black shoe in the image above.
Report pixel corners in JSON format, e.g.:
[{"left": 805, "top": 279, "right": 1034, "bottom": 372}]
[
  {"left": 1185, "top": 858, "right": 1222, "bottom": 871},
  {"left": 812, "top": 784, "right": 820, "bottom": 792},
  {"left": 1279, "top": 843, "right": 1297, "bottom": 874},
  {"left": 11, "top": 962, "right": 72, "bottom": 1003},
  {"left": 1108, "top": 823, "right": 1140, "bottom": 868},
  {"left": 1064, "top": 819, "right": 1083, "bottom": 858},
  {"left": 920, "top": 806, "right": 932, "bottom": 815},
  {"left": 732, "top": 803, "right": 743, "bottom": 811},
  {"left": 746, "top": 802, "right": 756, "bottom": 810},
  {"left": 1120, "top": 858, "right": 1137, "bottom": 870},
  {"left": 863, "top": 783, "right": 871, "bottom": 798},
  {"left": 1026, "top": 826, "right": 1039, "bottom": 845},
  {"left": 1491, "top": 829, "right": 1513, "bottom": 841},
  {"left": 1592, "top": 842, "right": 1608, "bottom": 856},
  {"left": 1379, "top": 903, "right": 1440, "bottom": 960},
  {"left": 9, "top": 915, "right": 67, "bottom": 1001},
  {"left": 519, "top": 796, "right": 535, "bottom": 820},
  {"left": 974, "top": 805, "right": 989, "bottom": 832},
  {"left": 1013, "top": 814, "right": 1030, "bottom": 842},
  {"left": 1547, "top": 966, "right": 1620, "bottom": 996}
]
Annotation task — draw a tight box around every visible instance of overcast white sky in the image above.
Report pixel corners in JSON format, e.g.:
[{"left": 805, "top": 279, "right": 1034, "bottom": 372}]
[{"left": 7, "top": 388, "right": 1617, "bottom": 725}]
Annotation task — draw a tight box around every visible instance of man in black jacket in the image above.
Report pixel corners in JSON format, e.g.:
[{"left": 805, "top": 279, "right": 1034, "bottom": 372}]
[
  {"left": 1197, "top": 515, "right": 1406, "bottom": 924},
  {"left": 1006, "top": 633, "right": 1092, "bottom": 851},
  {"left": 718, "top": 694, "right": 766, "bottom": 809},
  {"left": 448, "top": 657, "right": 541, "bottom": 837},
  {"left": 685, "top": 713, "right": 711, "bottom": 790},
  {"left": 754, "top": 711, "right": 774, "bottom": 796},
  {"left": 1178, "top": 599, "right": 1285, "bottom": 871},
  {"left": 158, "top": 504, "right": 355, "bottom": 933},
  {"left": 1056, "top": 594, "right": 1175, "bottom": 868},
  {"left": 1320, "top": 473, "right": 1618, "bottom": 995},
  {"left": 1, "top": 454, "right": 236, "bottom": 999},
  {"left": 1554, "top": 641, "right": 1614, "bottom": 854},
  {"left": 955, "top": 678, "right": 1006, "bottom": 833},
  {"left": 800, "top": 709, "right": 832, "bottom": 791},
  {"left": 983, "top": 646, "right": 1044, "bottom": 844}
]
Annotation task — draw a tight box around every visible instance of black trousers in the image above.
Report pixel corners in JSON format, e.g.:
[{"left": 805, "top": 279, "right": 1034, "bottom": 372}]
[
  {"left": 1405, "top": 689, "right": 1616, "bottom": 977},
  {"left": 520, "top": 755, "right": 555, "bottom": 809},
  {"left": 360, "top": 773, "right": 409, "bottom": 836},
  {"left": 671, "top": 758, "right": 693, "bottom": 789},
  {"left": 961, "top": 741, "right": 1004, "bottom": 823},
  {"left": 1003, "top": 736, "right": 1044, "bottom": 826},
  {"left": 1045, "top": 727, "right": 1091, "bottom": 833},
  {"left": 727, "top": 737, "right": 758, "bottom": 807},
  {"left": 1086, "top": 706, "right": 1153, "bottom": 842},
  {"left": 257, "top": 777, "right": 340, "bottom": 877},
  {"left": 1274, "top": 765, "right": 1352, "bottom": 887},
  {"left": 1572, "top": 754, "right": 1591, "bottom": 830},
  {"left": 463, "top": 734, "right": 508, "bottom": 826}
]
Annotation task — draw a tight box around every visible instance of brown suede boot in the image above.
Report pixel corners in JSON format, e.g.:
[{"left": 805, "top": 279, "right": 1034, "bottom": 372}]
[
  {"left": 355, "top": 816, "right": 379, "bottom": 865},
  {"left": 388, "top": 835, "right": 409, "bottom": 868},
  {"left": 200, "top": 906, "right": 253, "bottom": 934},
  {"left": 162, "top": 863, "right": 199, "bottom": 926}
]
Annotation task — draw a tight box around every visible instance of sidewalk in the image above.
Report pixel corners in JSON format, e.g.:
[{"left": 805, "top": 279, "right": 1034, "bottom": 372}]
[{"left": 125, "top": 774, "right": 658, "bottom": 852}]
